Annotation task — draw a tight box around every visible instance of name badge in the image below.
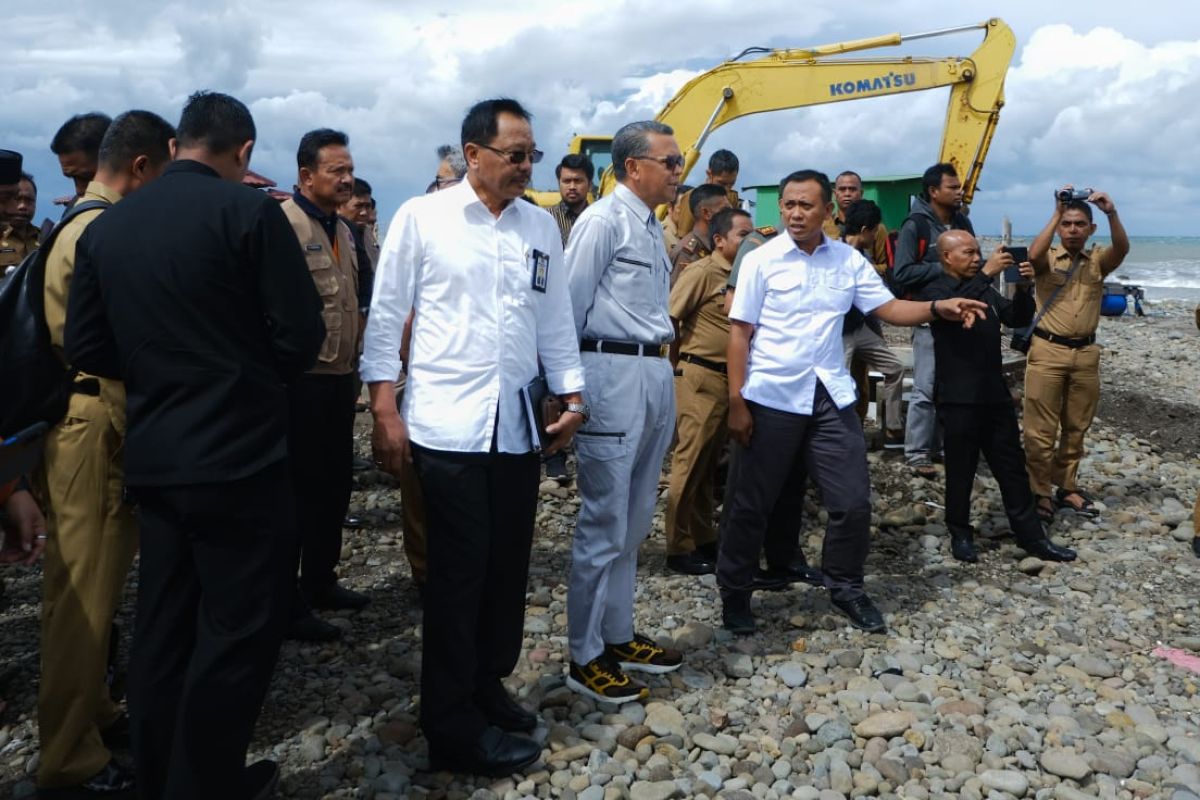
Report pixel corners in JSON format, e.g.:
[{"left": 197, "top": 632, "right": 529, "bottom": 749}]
[
  {"left": 305, "top": 244, "right": 323, "bottom": 252},
  {"left": 530, "top": 249, "right": 549, "bottom": 293}
]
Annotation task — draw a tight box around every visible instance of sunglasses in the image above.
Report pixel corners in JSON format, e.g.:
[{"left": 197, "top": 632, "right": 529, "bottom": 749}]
[
  {"left": 633, "top": 154, "right": 685, "bottom": 170},
  {"left": 478, "top": 144, "right": 544, "bottom": 165}
]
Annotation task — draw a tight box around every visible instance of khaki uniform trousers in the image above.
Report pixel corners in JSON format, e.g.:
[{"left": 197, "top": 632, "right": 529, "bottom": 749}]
[
  {"left": 1022, "top": 337, "right": 1100, "bottom": 497},
  {"left": 37, "top": 391, "right": 138, "bottom": 787},
  {"left": 665, "top": 361, "right": 728, "bottom": 555},
  {"left": 395, "top": 376, "right": 427, "bottom": 585}
]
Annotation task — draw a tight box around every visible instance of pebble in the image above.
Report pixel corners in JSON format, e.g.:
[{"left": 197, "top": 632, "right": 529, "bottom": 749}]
[
  {"left": 692, "top": 732, "right": 737, "bottom": 755},
  {"left": 855, "top": 711, "right": 914, "bottom": 739},
  {"left": 1041, "top": 748, "right": 1093, "bottom": 780},
  {"left": 628, "top": 780, "right": 678, "bottom": 800},
  {"left": 979, "top": 769, "right": 1030, "bottom": 795},
  {"left": 777, "top": 663, "right": 808, "bottom": 688},
  {"left": 723, "top": 653, "right": 753, "bottom": 678}
]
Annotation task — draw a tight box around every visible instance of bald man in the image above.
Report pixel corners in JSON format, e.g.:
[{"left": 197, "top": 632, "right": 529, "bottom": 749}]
[{"left": 920, "top": 230, "right": 1076, "bottom": 565}]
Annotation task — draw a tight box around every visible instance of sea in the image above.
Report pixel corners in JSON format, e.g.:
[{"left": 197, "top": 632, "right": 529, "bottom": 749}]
[{"left": 997, "top": 236, "right": 1200, "bottom": 304}]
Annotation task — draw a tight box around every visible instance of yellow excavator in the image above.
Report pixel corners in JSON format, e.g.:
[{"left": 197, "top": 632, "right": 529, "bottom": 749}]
[{"left": 532, "top": 17, "right": 1015, "bottom": 209}]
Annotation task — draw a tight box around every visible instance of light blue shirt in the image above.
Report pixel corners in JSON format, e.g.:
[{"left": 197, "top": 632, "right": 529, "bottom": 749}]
[
  {"left": 729, "top": 233, "right": 894, "bottom": 414},
  {"left": 565, "top": 183, "right": 674, "bottom": 345}
]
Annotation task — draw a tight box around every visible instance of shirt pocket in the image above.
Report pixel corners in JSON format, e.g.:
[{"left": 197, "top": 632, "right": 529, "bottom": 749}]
[
  {"left": 610, "top": 252, "right": 656, "bottom": 312},
  {"left": 308, "top": 254, "right": 341, "bottom": 300}
]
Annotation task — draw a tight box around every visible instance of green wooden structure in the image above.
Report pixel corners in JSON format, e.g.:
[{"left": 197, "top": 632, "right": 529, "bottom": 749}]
[{"left": 743, "top": 175, "right": 923, "bottom": 231}]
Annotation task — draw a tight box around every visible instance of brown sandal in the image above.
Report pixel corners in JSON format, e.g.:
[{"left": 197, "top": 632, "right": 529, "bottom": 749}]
[{"left": 1035, "top": 495, "right": 1055, "bottom": 523}]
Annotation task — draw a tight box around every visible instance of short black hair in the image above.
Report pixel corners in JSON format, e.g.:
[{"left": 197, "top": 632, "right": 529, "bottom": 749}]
[
  {"left": 98, "top": 110, "right": 175, "bottom": 171},
  {"left": 835, "top": 170, "right": 862, "bottom": 185},
  {"left": 674, "top": 184, "right": 693, "bottom": 203},
  {"left": 176, "top": 91, "right": 257, "bottom": 155},
  {"left": 779, "top": 169, "right": 833, "bottom": 204},
  {"left": 50, "top": 113, "right": 112, "bottom": 157},
  {"left": 688, "top": 183, "right": 729, "bottom": 216},
  {"left": 711, "top": 207, "right": 751, "bottom": 239},
  {"left": 921, "top": 163, "right": 958, "bottom": 198},
  {"left": 843, "top": 199, "right": 882, "bottom": 235},
  {"left": 555, "top": 153, "right": 594, "bottom": 182},
  {"left": 708, "top": 149, "right": 739, "bottom": 175},
  {"left": 20, "top": 171, "right": 36, "bottom": 194},
  {"left": 353, "top": 177, "right": 372, "bottom": 197},
  {"left": 1063, "top": 199, "right": 1094, "bottom": 223},
  {"left": 461, "top": 98, "right": 531, "bottom": 149},
  {"left": 297, "top": 128, "right": 349, "bottom": 170}
]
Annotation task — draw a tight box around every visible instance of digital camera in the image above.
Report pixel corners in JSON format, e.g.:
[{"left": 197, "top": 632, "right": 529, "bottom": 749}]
[{"left": 1056, "top": 188, "right": 1092, "bottom": 202}]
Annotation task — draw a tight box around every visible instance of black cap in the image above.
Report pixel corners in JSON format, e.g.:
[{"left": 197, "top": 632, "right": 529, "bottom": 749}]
[{"left": 0, "top": 149, "right": 21, "bottom": 185}]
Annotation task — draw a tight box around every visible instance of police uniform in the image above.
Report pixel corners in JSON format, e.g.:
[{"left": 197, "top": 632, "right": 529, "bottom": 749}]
[
  {"left": 35, "top": 180, "right": 135, "bottom": 790},
  {"left": 1022, "top": 243, "right": 1115, "bottom": 501},
  {"left": 675, "top": 187, "right": 740, "bottom": 239},
  {"left": 0, "top": 220, "right": 39, "bottom": 271},
  {"left": 281, "top": 194, "right": 362, "bottom": 605},
  {"left": 669, "top": 226, "right": 712, "bottom": 286},
  {"left": 666, "top": 250, "right": 732, "bottom": 557},
  {"left": 662, "top": 213, "right": 681, "bottom": 253}
]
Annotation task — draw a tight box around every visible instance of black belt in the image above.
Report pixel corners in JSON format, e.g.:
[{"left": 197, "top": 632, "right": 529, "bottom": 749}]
[
  {"left": 71, "top": 378, "right": 100, "bottom": 396},
  {"left": 1033, "top": 328, "right": 1095, "bottom": 349},
  {"left": 580, "top": 339, "right": 669, "bottom": 358},
  {"left": 679, "top": 352, "right": 726, "bottom": 374}
]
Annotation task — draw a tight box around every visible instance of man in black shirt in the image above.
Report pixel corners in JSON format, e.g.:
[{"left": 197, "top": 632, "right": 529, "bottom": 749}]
[
  {"left": 66, "top": 91, "right": 325, "bottom": 800},
  {"left": 920, "top": 230, "right": 1076, "bottom": 565}
]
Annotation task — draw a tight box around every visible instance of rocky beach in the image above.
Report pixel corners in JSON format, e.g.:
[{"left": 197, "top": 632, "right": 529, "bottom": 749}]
[{"left": 1, "top": 302, "right": 1198, "bottom": 800}]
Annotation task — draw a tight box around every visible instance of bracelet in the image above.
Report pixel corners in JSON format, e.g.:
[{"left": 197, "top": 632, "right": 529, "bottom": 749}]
[{"left": 929, "top": 300, "right": 940, "bottom": 320}]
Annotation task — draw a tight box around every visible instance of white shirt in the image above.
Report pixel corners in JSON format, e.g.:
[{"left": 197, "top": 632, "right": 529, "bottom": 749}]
[
  {"left": 565, "top": 183, "right": 674, "bottom": 344},
  {"left": 729, "top": 233, "right": 894, "bottom": 414},
  {"left": 360, "top": 179, "right": 585, "bottom": 453}
]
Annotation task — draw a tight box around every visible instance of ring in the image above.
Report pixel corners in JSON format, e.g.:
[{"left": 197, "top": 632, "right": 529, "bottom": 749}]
[{"left": 36, "top": 535, "right": 48, "bottom": 540}]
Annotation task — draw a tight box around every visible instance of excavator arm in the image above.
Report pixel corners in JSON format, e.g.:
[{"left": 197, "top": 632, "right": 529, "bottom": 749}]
[{"left": 590, "top": 18, "right": 1015, "bottom": 206}]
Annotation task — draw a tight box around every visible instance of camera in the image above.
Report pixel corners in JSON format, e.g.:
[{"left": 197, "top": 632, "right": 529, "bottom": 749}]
[{"left": 1056, "top": 187, "right": 1092, "bottom": 202}]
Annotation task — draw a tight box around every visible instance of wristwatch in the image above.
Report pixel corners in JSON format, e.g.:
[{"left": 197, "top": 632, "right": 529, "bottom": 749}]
[{"left": 564, "top": 402, "right": 590, "bottom": 423}]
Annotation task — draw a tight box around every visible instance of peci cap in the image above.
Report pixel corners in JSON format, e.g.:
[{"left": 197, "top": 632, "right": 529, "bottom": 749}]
[{"left": 0, "top": 149, "right": 22, "bottom": 185}]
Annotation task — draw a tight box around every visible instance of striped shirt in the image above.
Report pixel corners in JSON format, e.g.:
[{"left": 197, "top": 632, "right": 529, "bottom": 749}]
[{"left": 549, "top": 200, "right": 587, "bottom": 247}]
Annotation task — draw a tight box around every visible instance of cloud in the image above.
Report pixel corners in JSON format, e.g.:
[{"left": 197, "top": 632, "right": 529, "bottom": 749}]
[{"left": 2, "top": 1, "right": 1199, "bottom": 236}]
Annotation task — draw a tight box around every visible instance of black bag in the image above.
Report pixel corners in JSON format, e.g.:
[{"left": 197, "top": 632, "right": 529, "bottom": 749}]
[{"left": 0, "top": 200, "right": 110, "bottom": 437}]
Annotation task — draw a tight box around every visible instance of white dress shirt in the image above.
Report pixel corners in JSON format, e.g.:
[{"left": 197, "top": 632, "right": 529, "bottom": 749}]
[
  {"left": 565, "top": 183, "right": 674, "bottom": 344},
  {"left": 360, "top": 179, "right": 585, "bottom": 453},
  {"left": 729, "top": 233, "right": 894, "bottom": 415}
]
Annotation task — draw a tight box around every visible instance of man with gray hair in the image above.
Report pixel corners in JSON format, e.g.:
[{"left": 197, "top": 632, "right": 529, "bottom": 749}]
[
  {"left": 564, "top": 120, "right": 685, "bottom": 702},
  {"left": 427, "top": 144, "right": 467, "bottom": 193}
]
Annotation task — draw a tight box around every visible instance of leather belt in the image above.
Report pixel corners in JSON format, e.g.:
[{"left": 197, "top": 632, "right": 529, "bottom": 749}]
[
  {"left": 580, "top": 339, "right": 669, "bottom": 358},
  {"left": 71, "top": 377, "right": 100, "bottom": 396},
  {"left": 679, "top": 352, "right": 727, "bottom": 374},
  {"left": 1033, "top": 328, "right": 1096, "bottom": 349}
]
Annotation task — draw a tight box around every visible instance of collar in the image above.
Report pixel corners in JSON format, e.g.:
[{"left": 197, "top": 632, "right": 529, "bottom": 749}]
[
  {"left": 292, "top": 190, "right": 340, "bottom": 227},
  {"left": 165, "top": 159, "right": 221, "bottom": 179},
  {"left": 1050, "top": 242, "right": 1093, "bottom": 263},
  {"left": 80, "top": 179, "right": 123, "bottom": 206},
  {"left": 710, "top": 250, "right": 732, "bottom": 273},
  {"left": 557, "top": 199, "right": 588, "bottom": 218},
  {"left": 614, "top": 183, "right": 657, "bottom": 231},
  {"left": 686, "top": 226, "right": 713, "bottom": 251},
  {"left": 788, "top": 231, "right": 833, "bottom": 256},
  {"left": 451, "top": 175, "right": 525, "bottom": 219}
]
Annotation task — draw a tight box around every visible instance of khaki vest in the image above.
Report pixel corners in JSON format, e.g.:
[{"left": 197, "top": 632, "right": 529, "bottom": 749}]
[{"left": 281, "top": 199, "right": 361, "bottom": 375}]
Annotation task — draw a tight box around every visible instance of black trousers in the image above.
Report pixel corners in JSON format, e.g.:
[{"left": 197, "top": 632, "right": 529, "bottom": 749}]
[
  {"left": 938, "top": 402, "right": 1044, "bottom": 542},
  {"left": 718, "top": 385, "right": 872, "bottom": 602},
  {"left": 128, "top": 461, "right": 295, "bottom": 800},
  {"left": 287, "top": 372, "right": 357, "bottom": 599},
  {"left": 411, "top": 443, "right": 540, "bottom": 745},
  {"left": 721, "top": 439, "right": 809, "bottom": 570}
]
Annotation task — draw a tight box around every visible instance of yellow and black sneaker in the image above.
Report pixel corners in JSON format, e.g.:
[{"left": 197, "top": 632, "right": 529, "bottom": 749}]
[
  {"left": 566, "top": 656, "right": 649, "bottom": 703},
  {"left": 606, "top": 633, "right": 684, "bottom": 675}
]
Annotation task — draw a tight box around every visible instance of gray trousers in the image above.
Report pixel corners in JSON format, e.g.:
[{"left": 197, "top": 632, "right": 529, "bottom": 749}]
[
  {"left": 842, "top": 325, "right": 904, "bottom": 432},
  {"left": 904, "top": 326, "right": 942, "bottom": 463},
  {"left": 568, "top": 351, "right": 674, "bottom": 664},
  {"left": 717, "top": 384, "right": 872, "bottom": 603}
]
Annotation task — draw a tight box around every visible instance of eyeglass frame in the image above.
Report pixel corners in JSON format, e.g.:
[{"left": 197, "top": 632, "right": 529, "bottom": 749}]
[
  {"left": 631, "top": 154, "right": 686, "bottom": 170},
  {"left": 476, "top": 143, "right": 544, "bottom": 165}
]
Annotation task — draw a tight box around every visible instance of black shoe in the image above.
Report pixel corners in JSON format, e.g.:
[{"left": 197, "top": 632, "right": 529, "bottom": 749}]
[
  {"left": 477, "top": 683, "right": 539, "bottom": 733},
  {"left": 950, "top": 535, "right": 978, "bottom": 563},
  {"left": 343, "top": 514, "right": 364, "bottom": 529},
  {"left": 831, "top": 594, "right": 886, "bottom": 633},
  {"left": 543, "top": 452, "right": 570, "bottom": 484},
  {"left": 244, "top": 759, "right": 280, "bottom": 800},
  {"left": 427, "top": 725, "right": 542, "bottom": 776},
  {"left": 695, "top": 541, "right": 719, "bottom": 562},
  {"left": 1193, "top": 537, "right": 1200, "bottom": 559},
  {"left": 38, "top": 759, "right": 135, "bottom": 798},
  {"left": 722, "top": 595, "right": 756, "bottom": 635},
  {"left": 286, "top": 613, "right": 343, "bottom": 642},
  {"left": 665, "top": 551, "right": 716, "bottom": 576},
  {"left": 309, "top": 583, "right": 370, "bottom": 611},
  {"left": 750, "top": 570, "right": 793, "bottom": 592},
  {"left": 1016, "top": 536, "right": 1076, "bottom": 562},
  {"left": 760, "top": 559, "right": 825, "bottom": 588},
  {"left": 100, "top": 714, "right": 131, "bottom": 751},
  {"left": 352, "top": 455, "right": 373, "bottom": 472}
]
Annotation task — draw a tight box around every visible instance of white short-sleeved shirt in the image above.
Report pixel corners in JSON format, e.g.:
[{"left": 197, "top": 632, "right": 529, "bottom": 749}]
[{"left": 729, "top": 233, "right": 894, "bottom": 414}]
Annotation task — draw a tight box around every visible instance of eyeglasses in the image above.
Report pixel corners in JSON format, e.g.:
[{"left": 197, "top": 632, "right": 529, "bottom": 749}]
[
  {"left": 633, "top": 154, "right": 685, "bottom": 170},
  {"left": 478, "top": 144, "right": 544, "bottom": 165}
]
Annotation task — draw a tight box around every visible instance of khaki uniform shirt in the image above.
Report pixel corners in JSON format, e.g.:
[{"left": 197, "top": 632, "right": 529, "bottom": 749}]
[
  {"left": 825, "top": 214, "right": 889, "bottom": 274},
  {"left": 669, "top": 225, "right": 712, "bottom": 286},
  {"left": 43, "top": 181, "right": 127, "bottom": 433},
  {"left": 1035, "top": 243, "right": 1116, "bottom": 339},
  {"left": 282, "top": 199, "right": 361, "bottom": 376},
  {"left": 662, "top": 215, "right": 680, "bottom": 253},
  {"left": 669, "top": 250, "right": 732, "bottom": 363},
  {"left": 675, "top": 187, "right": 740, "bottom": 236},
  {"left": 0, "top": 220, "right": 39, "bottom": 270}
]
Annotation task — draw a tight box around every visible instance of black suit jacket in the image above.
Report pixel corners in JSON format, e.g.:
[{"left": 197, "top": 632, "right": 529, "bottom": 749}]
[
  {"left": 65, "top": 160, "right": 324, "bottom": 487},
  {"left": 919, "top": 271, "right": 1034, "bottom": 405}
]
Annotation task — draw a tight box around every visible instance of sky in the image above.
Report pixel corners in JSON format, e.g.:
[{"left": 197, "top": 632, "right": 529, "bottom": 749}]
[{"left": 3, "top": 0, "right": 1198, "bottom": 236}]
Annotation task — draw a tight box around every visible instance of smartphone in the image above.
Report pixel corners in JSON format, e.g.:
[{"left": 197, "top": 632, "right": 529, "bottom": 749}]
[
  {"left": 1003, "top": 246, "right": 1029, "bottom": 283},
  {"left": 1007, "top": 246, "right": 1029, "bottom": 263}
]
